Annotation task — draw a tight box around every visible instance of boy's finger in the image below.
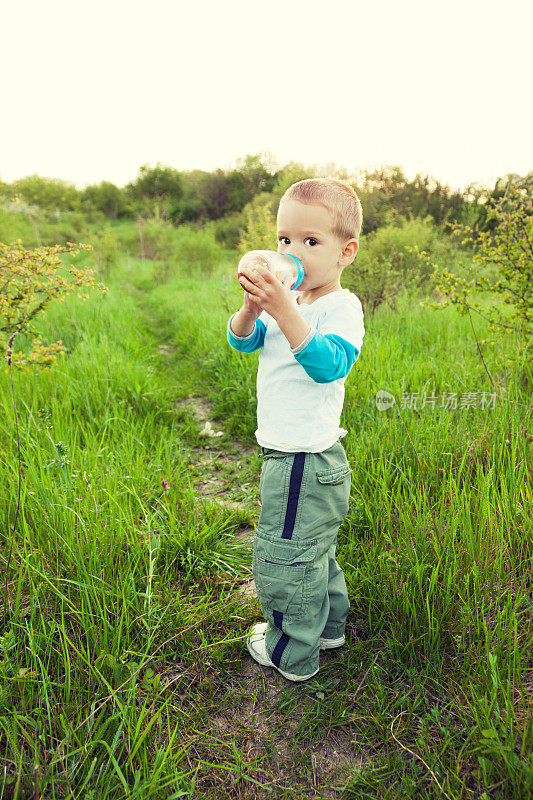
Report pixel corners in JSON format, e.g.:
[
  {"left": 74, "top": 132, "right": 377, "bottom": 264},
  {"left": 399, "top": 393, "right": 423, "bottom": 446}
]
[
  {"left": 252, "top": 266, "right": 269, "bottom": 283},
  {"left": 240, "top": 279, "right": 261, "bottom": 300},
  {"left": 239, "top": 270, "right": 260, "bottom": 284}
]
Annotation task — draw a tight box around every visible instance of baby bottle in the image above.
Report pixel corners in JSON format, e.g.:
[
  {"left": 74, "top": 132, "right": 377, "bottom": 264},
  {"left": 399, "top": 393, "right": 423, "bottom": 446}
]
[{"left": 237, "top": 250, "right": 304, "bottom": 290}]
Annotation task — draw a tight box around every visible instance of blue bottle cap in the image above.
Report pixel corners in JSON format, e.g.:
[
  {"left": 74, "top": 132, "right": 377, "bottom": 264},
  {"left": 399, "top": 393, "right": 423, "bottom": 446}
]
[{"left": 286, "top": 254, "right": 304, "bottom": 290}]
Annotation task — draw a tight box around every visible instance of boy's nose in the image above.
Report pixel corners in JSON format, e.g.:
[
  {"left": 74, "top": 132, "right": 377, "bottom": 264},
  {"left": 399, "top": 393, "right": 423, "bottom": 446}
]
[
  {"left": 286, "top": 245, "right": 302, "bottom": 260},
  {"left": 279, "top": 241, "right": 303, "bottom": 262}
]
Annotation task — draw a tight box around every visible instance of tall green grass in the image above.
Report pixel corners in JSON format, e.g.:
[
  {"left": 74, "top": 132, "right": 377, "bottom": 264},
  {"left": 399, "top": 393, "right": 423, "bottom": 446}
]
[
  {"left": 1, "top": 260, "right": 256, "bottom": 798},
  {"left": 1, "top": 246, "right": 531, "bottom": 799}
]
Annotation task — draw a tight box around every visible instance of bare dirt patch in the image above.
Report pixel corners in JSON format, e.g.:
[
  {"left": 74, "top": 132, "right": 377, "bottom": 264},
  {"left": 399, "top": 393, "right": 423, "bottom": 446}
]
[
  {"left": 234, "top": 576, "right": 256, "bottom": 601},
  {"left": 158, "top": 344, "right": 176, "bottom": 356},
  {"left": 208, "top": 657, "right": 371, "bottom": 797},
  {"left": 177, "top": 393, "right": 257, "bottom": 560},
  {"left": 176, "top": 395, "right": 257, "bottom": 514},
  {"left": 179, "top": 395, "right": 215, "bottom": 425},
  {"left": 310, "top": 731, "right": 370, "bottom": 796}
]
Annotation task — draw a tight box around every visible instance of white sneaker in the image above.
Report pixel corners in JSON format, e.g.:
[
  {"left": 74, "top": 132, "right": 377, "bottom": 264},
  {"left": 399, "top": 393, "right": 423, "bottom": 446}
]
[
  {"left": 248, "top": 622, "right": 345, "bottom": 650},
  {"left": 246, "top": 624, "right": 319, "bottom": 682},
  {"left": 319, "top": 633, "right": 346, "bottom": 650}
]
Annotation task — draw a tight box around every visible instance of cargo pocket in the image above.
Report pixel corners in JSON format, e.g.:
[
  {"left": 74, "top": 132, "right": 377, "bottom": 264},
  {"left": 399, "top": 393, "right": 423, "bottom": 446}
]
[
  {"left": 252, "top": 535, "right": 317, "bottom": 619},
  {"left": 316, "top": 465, "right": 352, "bottom": 485},
  {"left": 314, "top": 464, "right": 352, "bottom": 526}
]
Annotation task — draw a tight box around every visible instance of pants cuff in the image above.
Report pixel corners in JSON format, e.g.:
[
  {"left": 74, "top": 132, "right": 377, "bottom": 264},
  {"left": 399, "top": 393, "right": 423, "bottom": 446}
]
[{"left": 320, "top": 626, "right": 346, "bottom": 638}]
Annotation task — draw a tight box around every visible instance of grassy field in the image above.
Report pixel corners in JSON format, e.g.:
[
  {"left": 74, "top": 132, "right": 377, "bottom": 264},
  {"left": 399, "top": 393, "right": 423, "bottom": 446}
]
[{"left": 1, "top": 248, "right": 532, "bottom": 799}]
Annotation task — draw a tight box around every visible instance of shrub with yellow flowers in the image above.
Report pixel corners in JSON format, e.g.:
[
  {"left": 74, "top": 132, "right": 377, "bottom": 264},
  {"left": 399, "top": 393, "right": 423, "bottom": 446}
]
[{"left": 1, "top": 239, "right": 108, "bottom": 371}]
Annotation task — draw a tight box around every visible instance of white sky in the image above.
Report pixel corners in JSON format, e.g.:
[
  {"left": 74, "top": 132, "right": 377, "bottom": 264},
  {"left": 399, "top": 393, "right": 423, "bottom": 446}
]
[{"left": 1, "top": 0, "right": 531, "bottom": 192}]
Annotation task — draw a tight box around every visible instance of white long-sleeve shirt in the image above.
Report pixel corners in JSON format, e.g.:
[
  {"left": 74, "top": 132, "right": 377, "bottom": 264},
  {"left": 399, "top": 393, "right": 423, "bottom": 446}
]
[{"left": 227, "top": 288, "right": 365, "bottom": 452}]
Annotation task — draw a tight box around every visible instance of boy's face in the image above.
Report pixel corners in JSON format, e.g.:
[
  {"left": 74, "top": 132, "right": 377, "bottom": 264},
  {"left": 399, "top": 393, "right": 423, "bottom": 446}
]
[{"left": 276, "top": 199, "right": 358, "bottom": 299}]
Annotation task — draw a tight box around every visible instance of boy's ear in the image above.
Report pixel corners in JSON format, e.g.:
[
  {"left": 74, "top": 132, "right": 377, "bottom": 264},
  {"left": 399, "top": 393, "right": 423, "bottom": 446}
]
[{"left": 339, "top": 238, "right": 358, "bottom": 266}]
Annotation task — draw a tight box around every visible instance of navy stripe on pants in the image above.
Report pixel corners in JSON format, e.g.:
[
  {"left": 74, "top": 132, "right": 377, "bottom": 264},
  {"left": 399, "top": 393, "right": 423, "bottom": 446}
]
[
  {"left": 271, "top": 453, "right": 306, "bottom": 666},
  {"left": 271, "top": 629, "right": 290, "bottom": 667},
  {"left": 281, "top": 452, "right": 306, "bottom": 540}
]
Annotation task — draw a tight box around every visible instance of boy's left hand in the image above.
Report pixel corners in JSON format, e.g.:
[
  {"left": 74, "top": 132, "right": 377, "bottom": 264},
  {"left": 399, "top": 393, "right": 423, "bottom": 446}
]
[{"left": 238, "top": 264, "right": 294, "bottom": 321}]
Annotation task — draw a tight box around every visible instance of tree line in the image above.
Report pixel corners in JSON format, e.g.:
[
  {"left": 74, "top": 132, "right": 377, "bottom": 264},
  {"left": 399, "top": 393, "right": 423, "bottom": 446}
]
[{"left": 2, "top": 153, "right": 529, "bottom": 236}]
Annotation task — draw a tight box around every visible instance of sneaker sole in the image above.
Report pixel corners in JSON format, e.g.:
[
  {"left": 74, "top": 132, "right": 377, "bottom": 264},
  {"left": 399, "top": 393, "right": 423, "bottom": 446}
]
[
  {"left": 320, "top": 636, "right": 346, "bottom": 650},
  {"left": 279, "top": 667, "right": 319, "bottom": 681}
]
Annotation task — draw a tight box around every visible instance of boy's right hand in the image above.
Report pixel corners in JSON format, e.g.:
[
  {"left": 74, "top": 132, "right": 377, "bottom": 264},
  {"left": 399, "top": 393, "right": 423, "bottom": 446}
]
[
  {"left": 239, "top": 267, "right": 262, "bottom": 316},
  {"left": 242, "top": 288, "right": 262, "bottom": 316}
]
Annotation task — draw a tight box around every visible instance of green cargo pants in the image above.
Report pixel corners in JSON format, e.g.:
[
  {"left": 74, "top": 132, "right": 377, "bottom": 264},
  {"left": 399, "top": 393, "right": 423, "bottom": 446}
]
[{"left": 252, "top": 439, "right": 352, "bottom": 677}]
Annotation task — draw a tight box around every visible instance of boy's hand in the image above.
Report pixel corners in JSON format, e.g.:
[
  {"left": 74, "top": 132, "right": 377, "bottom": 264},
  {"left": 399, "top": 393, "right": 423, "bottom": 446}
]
[
  {"left": 238, "top": 264, "right": 293, "bottom": 321},
  {"left": 242, "top": 285, "right": 262, "bottom": 316}
]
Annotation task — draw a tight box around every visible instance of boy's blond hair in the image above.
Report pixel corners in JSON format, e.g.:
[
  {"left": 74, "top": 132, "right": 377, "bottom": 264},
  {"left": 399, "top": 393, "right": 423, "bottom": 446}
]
[{"left": 280, "top": 177, "right": 363, "bottom": 243}]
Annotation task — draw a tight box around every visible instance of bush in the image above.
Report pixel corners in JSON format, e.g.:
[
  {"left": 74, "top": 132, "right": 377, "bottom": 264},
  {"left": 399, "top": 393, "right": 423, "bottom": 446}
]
[
  {"left": 89, "top": 225, "right": 119, "bottom": 281},
  {"left": 37, "top": 211, "right": 90, "bottom": 247},
  {"left": 344, "top": 215, "right": 458, "bottom": 315},
  {"left": 0, "top": 204, "right": 36, "bottom": 245},
  {"left": 138, "top": 219, "right": 176, "bottom": 261},
  {"left": 236, "top": 193, "right": 277, "bottom": 256},
  {"left": 174, "top": 225, "right": 222, "bottom": 275},
  {"left": 148, "top": 222, "right": 223, "bottom": 282},
  {"left": 0, "top": 202, "right": 90, "bottom": 248},
  {"left": 204, "top": 212, "right": 244, "bottom": 250},
  {"left": 0, "top": 240, "right": 105, "bottom": 371},
  {"left": 110, "top": 221, "right": 141, "bottom": 256},
  {"left": 10, "top": 175, "right": 82, "bottom": 212},
  {"left": 419, "top": 181, "right": 532, "bottom": 388}
]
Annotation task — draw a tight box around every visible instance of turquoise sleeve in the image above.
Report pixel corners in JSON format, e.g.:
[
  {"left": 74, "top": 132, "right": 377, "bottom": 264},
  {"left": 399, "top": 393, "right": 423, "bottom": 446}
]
[
  {"left": 226, "top": 315, "right": 266, "bottom": 352},
  {"left": 292, "top": 332, "right": 359, "bottom": 382}
]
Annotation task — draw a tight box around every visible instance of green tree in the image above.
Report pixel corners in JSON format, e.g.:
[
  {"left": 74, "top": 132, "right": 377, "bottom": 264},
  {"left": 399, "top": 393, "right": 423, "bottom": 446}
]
[
  {"left": 125, "top": 163, "right": 184, "bottom": 220},
  {"left": 418, "top": 180, "right": 532, "bottom": 385},
  {"left": 227, "top": 153, "right": 278, "bottom": 212},
  {"left": 81, "top": 181, "right": 131, "bottom": 219},
  {"left": 272, "top": 161, "right": 315, "bottom": 198},
  {"left": 10, "top": 175, "right": 82, "bottom": 212},
  {"left": 195, "top": 168, "right": 232, "bottom": 220}
]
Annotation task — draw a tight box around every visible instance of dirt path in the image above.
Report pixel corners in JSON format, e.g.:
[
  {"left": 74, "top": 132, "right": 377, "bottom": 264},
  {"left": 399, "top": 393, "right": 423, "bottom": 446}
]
[
  {"left": 141, "top": 291, "right": 373, "bottom": 795},
  {"left": 176, "top": 393, "right": 258, "bottom": 600},
  {"left": 176, "top": 393, "right": 371, "bottom": 797}
]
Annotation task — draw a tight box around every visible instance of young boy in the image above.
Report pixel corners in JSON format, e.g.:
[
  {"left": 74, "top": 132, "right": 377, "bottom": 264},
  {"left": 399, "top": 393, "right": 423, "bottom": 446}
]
[{"left": 226, "top": 177, "right": 365, "bottom": 682}]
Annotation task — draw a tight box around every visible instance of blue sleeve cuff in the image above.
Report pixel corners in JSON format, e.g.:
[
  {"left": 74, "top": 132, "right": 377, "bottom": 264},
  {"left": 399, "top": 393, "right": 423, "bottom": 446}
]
[
  {"left": 290, "top": 331, "right": 359, "bottom": 382},
  {"left": 227, "top": 313, "right": 266, "bottom": 352}
]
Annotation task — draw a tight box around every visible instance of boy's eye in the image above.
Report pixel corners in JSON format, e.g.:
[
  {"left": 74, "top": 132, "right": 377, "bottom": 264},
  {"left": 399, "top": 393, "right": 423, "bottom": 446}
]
[{"left": 278, "top": 236, "right": 318, "bottom": 246}]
